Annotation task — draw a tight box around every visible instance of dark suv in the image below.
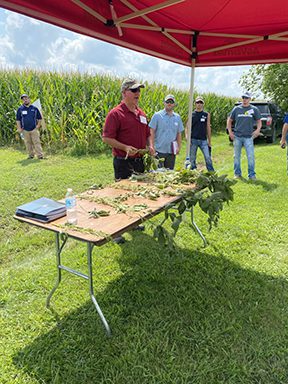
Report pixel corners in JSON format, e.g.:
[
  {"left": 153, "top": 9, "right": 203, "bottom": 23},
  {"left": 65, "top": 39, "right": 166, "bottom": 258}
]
[{"left": 228, "top": 101, "right": 284, "bottom": 143}]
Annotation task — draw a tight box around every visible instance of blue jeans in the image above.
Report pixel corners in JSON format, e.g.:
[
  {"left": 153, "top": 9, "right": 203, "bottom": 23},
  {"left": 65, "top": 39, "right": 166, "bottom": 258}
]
[
  {"left": 190, "top": 139, "right": 214, "bottom": 171},
  {"left": 233, "top": 136, "right": 255, "bottom": 178}
]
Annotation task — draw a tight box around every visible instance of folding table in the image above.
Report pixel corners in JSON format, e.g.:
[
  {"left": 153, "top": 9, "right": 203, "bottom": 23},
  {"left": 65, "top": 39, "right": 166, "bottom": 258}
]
[{"left": 14, "top": 180, "right": 206, "bottom": 336}]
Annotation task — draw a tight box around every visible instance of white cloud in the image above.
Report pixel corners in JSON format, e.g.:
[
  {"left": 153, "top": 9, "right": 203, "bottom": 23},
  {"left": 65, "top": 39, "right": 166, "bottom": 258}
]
[
  {"left": 0, "top": 35, "right": 15, "bottom": 66},
  {"left": 5, "top": 12, "right": 24, "bottom": 29},
  {"left": 195, "top": 66, "right": 250, "bottom": 96},
  {"left": 0, "top": 9, "right": 249, "bottom": 97}
]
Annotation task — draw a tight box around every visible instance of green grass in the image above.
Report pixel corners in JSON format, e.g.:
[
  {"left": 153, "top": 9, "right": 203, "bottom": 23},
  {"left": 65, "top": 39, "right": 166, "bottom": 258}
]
[{"left": 1, "top": 135, "right": 288, "bottom": 384}]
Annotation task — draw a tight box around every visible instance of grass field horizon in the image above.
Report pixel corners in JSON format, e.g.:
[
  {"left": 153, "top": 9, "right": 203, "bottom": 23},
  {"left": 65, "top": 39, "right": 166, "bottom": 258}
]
[{"left": 1, "top": 134, "right": 288, "bottom": 383}]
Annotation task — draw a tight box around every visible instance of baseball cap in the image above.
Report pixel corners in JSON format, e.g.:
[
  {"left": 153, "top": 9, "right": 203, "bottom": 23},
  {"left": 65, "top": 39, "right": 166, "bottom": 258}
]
[
  {"left": 241, "top": 91, "right": 252, "bottom": 98},
  {"left": 121, "top": 78, "right": 145, "bottom": 92},
  {"left": 164, "top": 94, "right": 176, "bottom": 103},
  {"left": 20, "top": 93, "right": 29, "bottom": 99},
  {"left": 195, "top": 96, "right": 204, "bottom": 103}
]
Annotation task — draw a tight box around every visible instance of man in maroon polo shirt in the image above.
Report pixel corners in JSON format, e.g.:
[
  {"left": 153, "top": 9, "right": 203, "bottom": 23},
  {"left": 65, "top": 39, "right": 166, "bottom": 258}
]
[{"left": 103, "top": 78, "right": 154, "bottom": 180}]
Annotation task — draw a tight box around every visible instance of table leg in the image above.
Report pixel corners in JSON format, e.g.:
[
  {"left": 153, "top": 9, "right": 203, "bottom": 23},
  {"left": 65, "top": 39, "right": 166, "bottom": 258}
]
[
  {"left": 190, "top": 206, "right": 207, "bottom": 247},
  {"left": 46, "top": 232, "right": 67, "bottom": 307},
  {"left": 87, "top": 243, "right": 112, "bottom": 337},
  {"left": 171, "top": 205, "right": 207, "bottom": 246}
]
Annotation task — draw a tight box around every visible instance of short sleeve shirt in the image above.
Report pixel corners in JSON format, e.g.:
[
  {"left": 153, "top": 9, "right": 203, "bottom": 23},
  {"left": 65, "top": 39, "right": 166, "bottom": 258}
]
[
  {"left": 103, "top": 101, "right": 150, "bottom": 158},
  {"left": 149, "top": 109, "right": 184, "bottom": 153},
  {"left": 284, "top": 114, "right": 288, "bottom": 124},
  {"left": 230, "top": 104, "right": 261, "bottom": 137},
  {"left": 16, "top": 105, "right": 42, "bottom": 131},
  {"left": 191, "top": 111, "right": 208, "bottom": 140}
]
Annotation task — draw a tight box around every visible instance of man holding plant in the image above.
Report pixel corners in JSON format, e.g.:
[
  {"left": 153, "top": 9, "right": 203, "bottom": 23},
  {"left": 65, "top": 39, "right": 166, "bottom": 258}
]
[{"left": 103, "top": 78, "right": 154, "bottom": 180}]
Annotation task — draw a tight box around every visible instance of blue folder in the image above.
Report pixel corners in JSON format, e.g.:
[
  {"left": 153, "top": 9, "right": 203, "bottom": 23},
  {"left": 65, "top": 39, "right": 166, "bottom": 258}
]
[{"left": 16, "top": 197, "right": 66, "bottom": 223}]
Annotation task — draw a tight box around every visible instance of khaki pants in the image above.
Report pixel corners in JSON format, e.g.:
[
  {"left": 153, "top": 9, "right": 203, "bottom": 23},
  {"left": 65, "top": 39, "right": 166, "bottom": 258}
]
[{"left": 23, "top": 129, "right": 43, "bottom": 158}]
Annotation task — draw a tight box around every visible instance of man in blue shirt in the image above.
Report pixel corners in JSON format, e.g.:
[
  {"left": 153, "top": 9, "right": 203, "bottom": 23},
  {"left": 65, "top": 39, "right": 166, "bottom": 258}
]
[
  {"left": 149, "top": 94, "right": 184, "bottom": 169},
  {"left": 16, "top": 94, "right": 43, "bottom": 159},
  {"left": 227, "top": 91, "right": 261, "bottom": 180}
]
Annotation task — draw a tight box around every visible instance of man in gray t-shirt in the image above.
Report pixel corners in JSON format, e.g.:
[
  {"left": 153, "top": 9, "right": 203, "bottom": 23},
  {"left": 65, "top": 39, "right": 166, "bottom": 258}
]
[{"left": 227, "top": 91, "right": 261, "bottom": 180}]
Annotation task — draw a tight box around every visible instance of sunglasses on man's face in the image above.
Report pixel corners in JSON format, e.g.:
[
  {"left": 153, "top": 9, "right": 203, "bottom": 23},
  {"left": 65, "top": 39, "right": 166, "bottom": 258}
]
[
  {"left": 129, "top": 87, "right": 141, "bottom": 93},
  {"left": 165, "top": 100, "right": 175, "bottom": 104},
  {"left": 242, "top": 96, "right": 249, "bottom": 99},
  {"left": 196, "top": 101, "right": 204, "bottom": 104}
]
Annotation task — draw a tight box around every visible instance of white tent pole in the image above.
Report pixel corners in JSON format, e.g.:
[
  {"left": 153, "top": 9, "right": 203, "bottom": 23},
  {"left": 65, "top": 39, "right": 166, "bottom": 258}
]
[{"left": 185, "top": 59, "right": 195, "bottom": 167}]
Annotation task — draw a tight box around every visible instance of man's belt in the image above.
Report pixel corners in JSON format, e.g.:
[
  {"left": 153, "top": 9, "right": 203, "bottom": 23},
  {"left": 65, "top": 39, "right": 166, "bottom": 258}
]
[{"left": 114, "top": 156, "right": 143, "bottom": 161}]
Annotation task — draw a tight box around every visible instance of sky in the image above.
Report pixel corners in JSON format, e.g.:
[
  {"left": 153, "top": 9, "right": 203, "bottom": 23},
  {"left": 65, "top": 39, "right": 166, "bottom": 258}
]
[{"left": 0, "top": 8, "right": 250, "bottom": 97}]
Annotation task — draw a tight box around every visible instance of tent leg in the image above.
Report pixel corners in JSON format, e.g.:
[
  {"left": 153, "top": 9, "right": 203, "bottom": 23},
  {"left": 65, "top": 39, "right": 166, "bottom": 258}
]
[{"left": 185, "top": 59, "right": 196, "bottom": 168}]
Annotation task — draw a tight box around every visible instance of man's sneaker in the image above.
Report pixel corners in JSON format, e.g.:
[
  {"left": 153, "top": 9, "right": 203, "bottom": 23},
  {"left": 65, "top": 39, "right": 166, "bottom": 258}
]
[
  {"left": 249, "top": 176, "right": 257, "bottom": 180},
  {"left": 132, "top": 225, "right": 145, "bottom": 231},
  {"left": 28, "top": 155, "right": 34, "bottom": 159},
  {"left": 234, "top": 175, "right": 241, "bottom": 179},
  {"left": 113, "top": 236, "right": 126, "bottom": 244}
]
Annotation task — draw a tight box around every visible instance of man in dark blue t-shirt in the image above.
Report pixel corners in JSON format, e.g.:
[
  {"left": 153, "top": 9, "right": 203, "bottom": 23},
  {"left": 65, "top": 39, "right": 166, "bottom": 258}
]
[{"left": 16, "top": 94, "right": 43, "bottom": 159}]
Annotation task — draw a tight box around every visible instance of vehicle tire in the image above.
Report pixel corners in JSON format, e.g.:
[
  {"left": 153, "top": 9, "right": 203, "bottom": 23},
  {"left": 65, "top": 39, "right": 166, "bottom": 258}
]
[{"left": 266, "top": 127, "right": 276, "bottom": 143}]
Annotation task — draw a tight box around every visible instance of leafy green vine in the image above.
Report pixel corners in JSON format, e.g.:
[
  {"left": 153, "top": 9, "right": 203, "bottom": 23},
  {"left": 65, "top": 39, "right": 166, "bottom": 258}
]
[{"left": 152, "top": 171, "right": 236, "bottom": 246}]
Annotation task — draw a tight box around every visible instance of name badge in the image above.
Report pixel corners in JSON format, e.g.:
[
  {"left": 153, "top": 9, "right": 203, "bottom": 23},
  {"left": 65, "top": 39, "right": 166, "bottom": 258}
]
[
  {"left": 140, "top": 115, "right": 147, "bottom": 124},
  {"left": 22, "top": 111, "right": 28, "bottom": 115},
  {"left": 174, "top": 122, "right": 179, "bottom": 126},
  {"left": 247, "top": 109, "right": 254, "bottom": 115},
  {"left": 201, "top": 118, "right": 206, "bottom": 122}
]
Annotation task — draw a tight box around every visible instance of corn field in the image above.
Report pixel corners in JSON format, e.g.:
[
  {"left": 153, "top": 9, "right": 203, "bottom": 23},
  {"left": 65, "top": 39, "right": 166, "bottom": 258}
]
[{"left": 0, "top": 69, "right": 236, "bottom": 154}]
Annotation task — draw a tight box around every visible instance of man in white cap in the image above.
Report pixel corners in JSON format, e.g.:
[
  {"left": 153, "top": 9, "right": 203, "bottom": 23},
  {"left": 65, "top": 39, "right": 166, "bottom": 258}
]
[
  {"left": 16, "top": 93, "right": 43, "bottom": 159},
  {"left": 227, "top": 91, "right": 261, "bottom": 180},
  {"left": 149, "top": 94, "right": 184, "bottom": 169},
  {"left": 186, "top": 96, "right": 214, "bottom": 172},
  {"left": 103, "top": 78, "right": 154, "bottom": 180}
]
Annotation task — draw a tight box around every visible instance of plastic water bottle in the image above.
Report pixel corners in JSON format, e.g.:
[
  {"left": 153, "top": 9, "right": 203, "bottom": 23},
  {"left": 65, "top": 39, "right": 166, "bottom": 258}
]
[
  {"left": 65, "top": 188, "right": 77, "bottom": 224},
  {"left": 20, "top": 132, "right": 24, "bottom": 140}
]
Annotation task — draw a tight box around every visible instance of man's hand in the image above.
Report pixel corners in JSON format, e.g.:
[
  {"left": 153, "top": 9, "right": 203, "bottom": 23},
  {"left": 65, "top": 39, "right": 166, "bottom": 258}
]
[
  {"left": 252, "top": 130, "right": 260, "bottom": 139},
  {"left": 280, "top": 138, "right": 286, "bottom": 149},
  {"left": 228, "top": 131, "right": 235, "bottom": 141},
  {"left": 124, "top": 145, "right": 138, "bottom": 158},
  {"left": 149, "top": 145, "right": 156, "bottom": 156}
]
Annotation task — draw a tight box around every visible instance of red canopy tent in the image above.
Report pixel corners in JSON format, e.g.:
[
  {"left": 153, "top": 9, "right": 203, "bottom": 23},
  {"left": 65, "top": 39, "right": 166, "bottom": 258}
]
[{"left": 1, "top": 0, "right": 288, "bottom": 160}]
